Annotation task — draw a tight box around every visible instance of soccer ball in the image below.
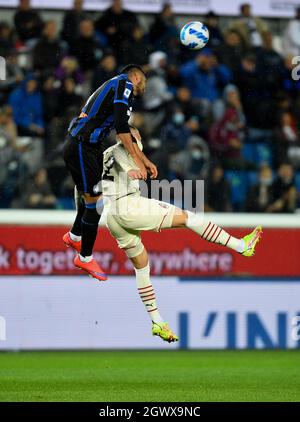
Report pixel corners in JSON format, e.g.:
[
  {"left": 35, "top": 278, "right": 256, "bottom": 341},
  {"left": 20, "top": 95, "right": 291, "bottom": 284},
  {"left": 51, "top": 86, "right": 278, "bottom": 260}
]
[{"left": 180, "top": 21, "right": 209, "bottom": 50}]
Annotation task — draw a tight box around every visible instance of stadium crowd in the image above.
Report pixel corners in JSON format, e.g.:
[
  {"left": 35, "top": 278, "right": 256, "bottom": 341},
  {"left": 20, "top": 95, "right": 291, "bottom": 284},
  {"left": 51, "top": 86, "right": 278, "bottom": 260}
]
[{"left": 0, "top": 0, "right": 300, "bottom": 212}]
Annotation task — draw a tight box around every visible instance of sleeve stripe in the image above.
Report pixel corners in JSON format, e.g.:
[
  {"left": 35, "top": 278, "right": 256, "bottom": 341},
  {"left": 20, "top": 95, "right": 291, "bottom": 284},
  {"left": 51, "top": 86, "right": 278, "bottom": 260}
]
[{"left": 114, "top": 99, "right": 129, "bottom": 105}]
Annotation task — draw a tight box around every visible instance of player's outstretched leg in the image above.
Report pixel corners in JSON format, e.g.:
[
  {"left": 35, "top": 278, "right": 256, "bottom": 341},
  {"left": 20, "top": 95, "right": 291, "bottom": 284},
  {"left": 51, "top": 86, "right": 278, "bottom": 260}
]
[
  {"left": 130, "top": 248, "right": 178, "bottom": 343},
  {"left": 172, "top": 210, "right": 262, "bottom": 257}
]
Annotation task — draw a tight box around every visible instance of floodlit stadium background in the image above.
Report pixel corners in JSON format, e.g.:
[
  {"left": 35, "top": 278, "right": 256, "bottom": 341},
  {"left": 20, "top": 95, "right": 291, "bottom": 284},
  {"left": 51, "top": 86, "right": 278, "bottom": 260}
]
[{"left": 0, "top": 0, "right": 300, "bottom": 352}]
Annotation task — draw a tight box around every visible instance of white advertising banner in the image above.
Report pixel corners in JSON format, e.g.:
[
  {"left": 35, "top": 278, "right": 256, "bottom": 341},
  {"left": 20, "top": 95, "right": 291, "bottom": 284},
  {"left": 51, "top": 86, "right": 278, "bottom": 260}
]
[
  {"left": 0, "top": 0, "right": 298, "bottom": 17},
  {"left": 0, "top": 276, "right": 299, "bottom": 350}
]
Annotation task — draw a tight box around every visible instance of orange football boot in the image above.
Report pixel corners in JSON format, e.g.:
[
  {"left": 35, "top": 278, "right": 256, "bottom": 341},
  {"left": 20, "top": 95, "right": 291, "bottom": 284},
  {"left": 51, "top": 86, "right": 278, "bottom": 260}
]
[
  {"left": 74, "top": 255, "right": 108, "bottom": 281},
  {"left": 63, "top": 232, "right": 81, "bottom": 253}
]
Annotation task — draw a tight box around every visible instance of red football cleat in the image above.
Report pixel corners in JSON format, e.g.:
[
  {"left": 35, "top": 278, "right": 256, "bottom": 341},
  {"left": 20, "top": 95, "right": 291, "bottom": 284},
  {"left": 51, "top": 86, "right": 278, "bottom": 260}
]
[
  {"left": 63, "top": 232, "right": 81, "bottom": 253},
  {"left": 74, "top": 255, "right": 108, "bottom": 281}
]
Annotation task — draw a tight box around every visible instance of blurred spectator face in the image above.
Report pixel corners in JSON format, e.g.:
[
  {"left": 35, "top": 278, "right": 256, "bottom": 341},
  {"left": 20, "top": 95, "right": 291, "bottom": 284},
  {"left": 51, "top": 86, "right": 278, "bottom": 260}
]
[
  {"left": 241, "top": 56, "right": 256, "bottom": 72},
  {"left": 197, "top": 53, "right": 215, "bottom": 71},
  {"left": 61, "top": 57, "right": 79, "bottom": 74},
  {"left": 74, "top": 0, "right": 83, "bottom": 11},
  {"left": 0, "top": 22, "right": 12, "bottom": 39},
  {"left": 26, "top": 79, "right": 37, "bottom": 93},
  {"left": 43, "top": 21, "right": 57, "bottom": 40},
  {"left": 101, "top": 55, "right": 117, "bottom": 72},
  {"left": 278, "top": 163, "right": 294, "bottom": 183},
  {"left": 225, "top": 30, "right": 242, "bottom": 47},
  {"left": 64, "top": 78, "right": 76, "bottom": 93},
  {"left": 43, "top": 76, "right": 55, "bottom": 91},
  {"left": 35, "top": 169, "right": 48, "bottom": 185},
  {"left": 112, "top": 0, "right": 122, "bottom": 14},
  {"left": 259, "top": 165, "right": 273, "bottom": 185},
  {"left": 173, "top": 108, "right": 185, "bottom": 126},
  {"left": 281, "top": 112, "right": 293, "bottom": 126},
  {"left": 133, "top": 25, "right": 144, "bottom": 41},
  {"left": 19, "top": 0, "right": 30, "bottom": 10},
  {"left": 241, "top": 3, "right": 251, "bottom": 17},
  {"left": 212, "top": 166, "right": 224, "bottom": 183},
  {"left": 262, "top": 31, "right": 273, "bottom": 49},
  {"left": 176, "top": 87, "right": 191, "bottom": 103},
  {"left": 206, "top": 13, "right": 218, "bottom": 28},
  {"left": 79, "top": 19, "right": 94, "bottom": 38},
  {"left": 0, "top": 106, "right": 13, "bottom": 126},
  {"left": 162, "top": 4, "right": 173, "bottom": 19},
  {"left": 284, "top": 55, "right": 294, "bottom": 71}
]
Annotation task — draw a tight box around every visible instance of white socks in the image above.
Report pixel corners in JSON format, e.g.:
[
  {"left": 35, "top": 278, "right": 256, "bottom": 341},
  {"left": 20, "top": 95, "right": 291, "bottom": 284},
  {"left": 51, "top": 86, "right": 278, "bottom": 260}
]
[
  {"left": 79, "top": 254, "right": 93, "bottom": 263},
  {"left": 135, "top": 263, "right": 164, "bottom": 324},
  {"left": 70, "top": 232, "right": 81, "bottom": 242},
  {"left": 186, "top": 212, "right": 245, "bottom": 253}
]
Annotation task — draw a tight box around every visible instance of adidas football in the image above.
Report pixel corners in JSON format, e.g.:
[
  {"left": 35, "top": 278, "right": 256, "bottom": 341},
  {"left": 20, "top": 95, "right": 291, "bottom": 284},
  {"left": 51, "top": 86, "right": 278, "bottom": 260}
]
[{"left": 180, "top": 21, "right": 209, "bottom": 50}]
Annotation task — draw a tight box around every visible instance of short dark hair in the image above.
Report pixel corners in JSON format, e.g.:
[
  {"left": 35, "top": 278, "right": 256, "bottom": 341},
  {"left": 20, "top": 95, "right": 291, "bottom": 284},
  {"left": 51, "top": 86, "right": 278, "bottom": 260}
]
[{"left": 120, "top": 64, "right": 146, "bottom": 76}]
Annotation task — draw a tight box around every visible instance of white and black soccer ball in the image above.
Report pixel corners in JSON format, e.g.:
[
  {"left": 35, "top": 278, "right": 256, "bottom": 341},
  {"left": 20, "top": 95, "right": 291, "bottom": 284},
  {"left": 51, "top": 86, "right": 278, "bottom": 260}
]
[{"left": 180, "top": 21, "right": 210, "bottom": 50}]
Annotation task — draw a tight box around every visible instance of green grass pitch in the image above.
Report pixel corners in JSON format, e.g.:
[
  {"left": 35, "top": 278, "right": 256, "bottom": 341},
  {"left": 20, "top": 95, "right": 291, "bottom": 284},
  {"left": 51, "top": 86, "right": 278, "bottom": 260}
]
[{"left": 0, "top": 350, "right": 299, "bottom": 402}]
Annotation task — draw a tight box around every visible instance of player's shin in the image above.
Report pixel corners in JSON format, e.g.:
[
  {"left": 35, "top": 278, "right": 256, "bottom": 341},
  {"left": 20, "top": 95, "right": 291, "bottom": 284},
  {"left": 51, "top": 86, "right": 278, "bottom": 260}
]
[
  {"left": 70, "top": 187, "right": 85, "bottom": 240},
  {"left": 80, "top": 203, "right": 101, "bottom": 260},
  {"left": 133, "top": 258, "right": 164, "bottom": 324},
  {"left": 185, "top": 211, "right": 245, "bottom": 253}
]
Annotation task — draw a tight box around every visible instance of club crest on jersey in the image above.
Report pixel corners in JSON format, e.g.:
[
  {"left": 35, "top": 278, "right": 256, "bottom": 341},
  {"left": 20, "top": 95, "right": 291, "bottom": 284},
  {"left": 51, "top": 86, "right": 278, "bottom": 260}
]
[{"left": 124, "top": 88, "right": 131, "bottom": 99}]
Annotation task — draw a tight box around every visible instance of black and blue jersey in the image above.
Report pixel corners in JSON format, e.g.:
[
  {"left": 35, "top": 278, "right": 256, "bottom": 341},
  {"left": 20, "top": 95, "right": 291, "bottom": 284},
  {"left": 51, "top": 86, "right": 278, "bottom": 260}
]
[{"left": 68, "top": 73, "right": 133, "bottom": 144}]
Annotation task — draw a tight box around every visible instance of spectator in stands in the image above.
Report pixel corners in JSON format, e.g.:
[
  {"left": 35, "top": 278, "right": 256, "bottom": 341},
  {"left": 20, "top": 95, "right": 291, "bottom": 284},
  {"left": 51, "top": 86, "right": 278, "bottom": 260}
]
[
  {"left": 216, "top": 29, "right": 245, "bottom": 76},
  {"left": 234, "top": 53, "right": 275, "bottom": 130},
  {"left": 267, "top": 162, "right": 297, "bottom": 213},
  {"left": 0, "top": 50, "right": 24, "bottom": 105},
  {"left": 149, "top": 3, "right": 178, "bottom": 51},
  {"left": 180, "top": 49, "right": 231, "bottom": 118},
  {"left": 159, "top": 105, "right": 192, "bottom": 153},
  {"left": 230, "top": 2, "right": 268, "bottom": 47},
  {"left": 32, "top": 20, "right": 64, "bottom": 75},
  {"left": 0, "top": 22, "right": 14, "bottom": 57},
  {"left": 14, "top": 0, "right": 43, "bottom": 42},
  {"left": 119, "top": 24, "right": 152, "bottom": 66},
  {"left": 55, "top": 56, "right": 84, "bottom": 87},
  {"left": 169, "top": 135, "right": 210, "bottom": 182},
  {"left": 274, "top": 111, "right": 300, "bottom": 168},
  {"left": 61, "top": 0, "right": 86, "bottom": 45},
  {"left": 204, "top": 11, "right": 223, "bottom": 49},
  {"left": 283, "top": 6, "right": 300, "bottom": 57},
  {"left": 143, "top": 51, "right": 173, "bottom": 134},
  {"left": 57, "top": 77, "right": 83, "bottom": 116},
  {"left": 205, "top": 164, "right": 232, "bottom": 212},
  {"left": 0, "top": 105, "right": 17, "bottom": 146},
  {"left": 21, "top": 168, "right": 56, "bottom": 209},
  {"left": 247, "top": 164, "right": 274, "bottom": 212},
  {"left": 223, "top": 84, "right": 246, "bottom": 124},
  {"left": 255, "top": 31, "right": 284, "bottom": 92},
  {"left": 70, "top": 18, "right": 103, "bottom": 72},
  {"left": 95, "top": 0, "right": 137, "bottom": 52},
  {"left": 209, "top": 107, "right": 248, "bottom": 170},
  {"left": 9, "top": 74, "right": 44, "bottom": 137},
  {"left": 92, "top": 52, "right": 117, "bottom": 91}
]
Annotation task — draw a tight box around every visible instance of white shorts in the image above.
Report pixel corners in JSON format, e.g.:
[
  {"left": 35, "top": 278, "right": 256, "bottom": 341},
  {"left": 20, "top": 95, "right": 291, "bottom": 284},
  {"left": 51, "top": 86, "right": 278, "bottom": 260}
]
[{"left": 106, "top": 194, "right": 176, "bottom": 258}]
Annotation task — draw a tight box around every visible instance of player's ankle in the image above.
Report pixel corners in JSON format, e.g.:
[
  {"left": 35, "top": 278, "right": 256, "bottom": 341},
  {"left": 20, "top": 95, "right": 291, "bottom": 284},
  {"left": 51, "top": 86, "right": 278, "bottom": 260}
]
[
  {"left": 69, "top": 232, "right": 81, "bottom": 242},
  {"left": 79, "top": 254, "right": 93, "bottom": 263}
]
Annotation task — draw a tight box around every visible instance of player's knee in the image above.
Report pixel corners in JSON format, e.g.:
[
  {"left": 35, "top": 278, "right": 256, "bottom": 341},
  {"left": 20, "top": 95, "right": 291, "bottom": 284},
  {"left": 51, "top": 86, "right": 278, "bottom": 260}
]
[
  {"left": 124, "top": 241, "right": 144, "bottom": 259},
  {"left": 82, "top": 204, "right": 101, "bottom": 226},
  {"left": 83, "top": 193, "right": 101, "bottom": 203}
]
